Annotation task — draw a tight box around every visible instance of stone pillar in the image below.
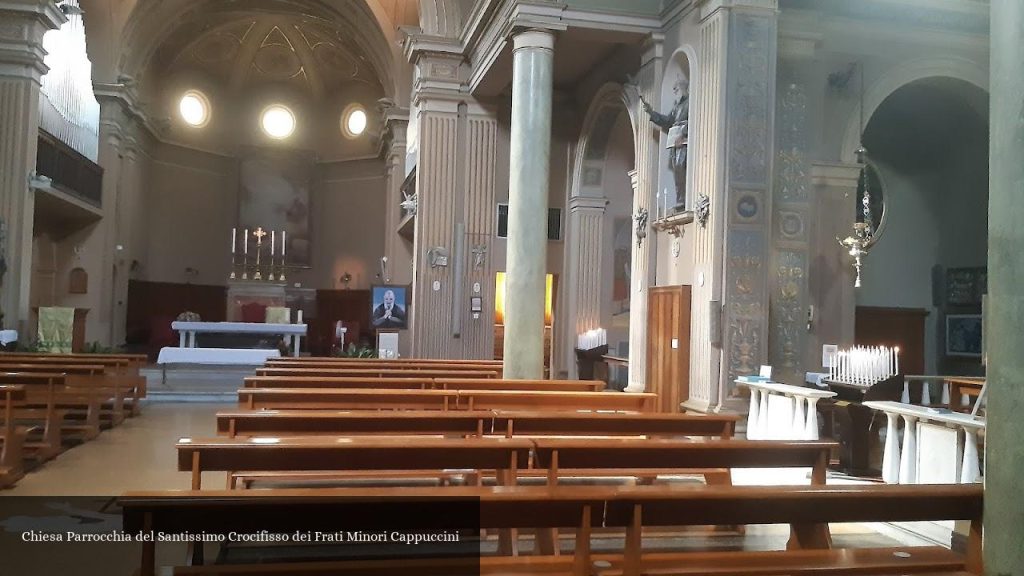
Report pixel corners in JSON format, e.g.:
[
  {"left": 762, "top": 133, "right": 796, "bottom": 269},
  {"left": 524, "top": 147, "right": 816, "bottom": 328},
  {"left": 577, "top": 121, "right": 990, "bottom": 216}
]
[
  {"left": 685, "top": 0, "right": 777, "bottom": 411},
  {"left": 0, "top": 1, "right": 65, "bottom": 332},
  {"left": 503, "top": 29, "right": 554, "bottom": 379},
  {"left": 382, "top": 111, "right": 411, "bottom": 285},
  {"left": 405, "top": 38, "right": 499, "bottom": 360},
  {"left": 623, "top": 36, "right": 662, "bottom": 393},
  {"left": 985, "top": 0, "right": 1024, "bottom": 570},
  {"left": 564, "top": 195, "right": 607, "bottom": 378}
]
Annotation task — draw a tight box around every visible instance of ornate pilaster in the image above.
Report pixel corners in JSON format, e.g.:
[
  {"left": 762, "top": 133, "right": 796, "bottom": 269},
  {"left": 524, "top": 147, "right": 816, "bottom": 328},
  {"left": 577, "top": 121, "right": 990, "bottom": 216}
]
[
  {"left": 381, "top": 109, "right": 410, "bottom": 286},
  {"left": 0, "top": 1, "right": 65, "bottom": 331},
  {"left": 767, "top": 44, "right": 815, "bottom": 384},
  {"left": 565, "top": 195, "right": 607, "bottom": 378},
  {"left": 686, "top": 0, "right": 778, "bottom": 411},
  {"left": 406, "top": 35, "right": 499, "bottom": 361},
  {"left": 624, "top": 36, "right": 662, "bottom": 393}
]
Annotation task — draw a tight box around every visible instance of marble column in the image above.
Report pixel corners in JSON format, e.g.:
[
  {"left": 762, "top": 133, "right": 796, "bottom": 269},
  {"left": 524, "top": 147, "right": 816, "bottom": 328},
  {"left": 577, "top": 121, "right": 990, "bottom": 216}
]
[
  {"left": 985, "top": 0, "right": 1024, "bottom": 570},
  {"left": 503, "top": 29, "right": 554, "bottom": 380},
  {"left": 0, "top": 2, "right": 65, "bottom": 332},
  {"left": 565, "top": 195, "right": 606, "bottom": 378}
]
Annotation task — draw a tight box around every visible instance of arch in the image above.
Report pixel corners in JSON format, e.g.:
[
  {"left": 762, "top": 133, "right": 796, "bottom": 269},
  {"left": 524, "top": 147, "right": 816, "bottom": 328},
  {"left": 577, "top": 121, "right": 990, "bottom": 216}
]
[
  {"left": 840, "top": 56, "right": 988, "bottom": 162},
  {"left": 570, "top": 83, "right": 638, "bottom": 200}
]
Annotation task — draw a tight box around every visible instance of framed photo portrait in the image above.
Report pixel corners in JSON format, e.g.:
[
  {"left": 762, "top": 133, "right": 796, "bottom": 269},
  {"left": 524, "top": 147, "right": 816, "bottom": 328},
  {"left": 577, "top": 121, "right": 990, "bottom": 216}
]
[{"left": 371, "top": 285, "right": 409, "bottom": 330}]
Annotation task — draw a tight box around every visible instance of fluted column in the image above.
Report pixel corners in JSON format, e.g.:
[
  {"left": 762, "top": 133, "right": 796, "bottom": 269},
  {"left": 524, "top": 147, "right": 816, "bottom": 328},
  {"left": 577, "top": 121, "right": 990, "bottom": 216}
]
[
  {"left": 503, "top": 29, "right": 554, "bottom": 380},
  {"left": 986, "top": 0, "right": 1024, "bottom": 569},
  {"left": 0, "top": 2, "right": 65, "bottom": 332},
  {"left": 565, "top": 195, "right": 606, "bottom": 378},
  {"left": 624, "top": 36, "right": 662, "bottom": 393}
]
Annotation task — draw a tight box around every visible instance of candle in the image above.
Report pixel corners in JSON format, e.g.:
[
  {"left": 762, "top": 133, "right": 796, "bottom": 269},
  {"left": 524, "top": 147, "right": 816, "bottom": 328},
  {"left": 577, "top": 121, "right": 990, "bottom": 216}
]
[
  {"left": 231, "top": 228, "right": 236, "bottom": 254},
  {"left": 282, "top": 231, "right": 286, "bottom": 258},
  {"left": 271, "top": 230, "right": 276, "bottom": 257},
  {"left": 297, "top": 310, "right": 303, "bottom": 324},
  {"left": 243, "top": 229, "right": 248, "bottom": 255},
  {"left": 894, "top": 347, "right": 900, "bottom": 375}
]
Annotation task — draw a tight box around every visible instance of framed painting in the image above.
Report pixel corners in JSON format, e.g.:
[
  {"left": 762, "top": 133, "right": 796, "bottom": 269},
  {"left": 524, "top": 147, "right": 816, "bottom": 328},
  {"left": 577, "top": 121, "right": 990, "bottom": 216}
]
[
  {"left": 239, "top": 147, "right": 314, "bottom": 267},
  {"left": 946, "top": 314, "right": 982, "bottom": 357}
]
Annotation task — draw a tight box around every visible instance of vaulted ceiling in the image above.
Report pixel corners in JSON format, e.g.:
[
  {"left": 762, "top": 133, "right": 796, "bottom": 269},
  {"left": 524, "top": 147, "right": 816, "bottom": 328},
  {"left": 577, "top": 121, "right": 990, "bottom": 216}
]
[{"left": 153, "top": 12, "right": 381, "bottom": 100}]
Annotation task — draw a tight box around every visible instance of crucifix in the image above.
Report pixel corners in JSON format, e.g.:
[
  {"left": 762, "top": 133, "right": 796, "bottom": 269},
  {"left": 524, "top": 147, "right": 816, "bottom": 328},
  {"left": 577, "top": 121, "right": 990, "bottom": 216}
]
[{"left": 253, "top": 227, "right": 267, "bottom": 280}]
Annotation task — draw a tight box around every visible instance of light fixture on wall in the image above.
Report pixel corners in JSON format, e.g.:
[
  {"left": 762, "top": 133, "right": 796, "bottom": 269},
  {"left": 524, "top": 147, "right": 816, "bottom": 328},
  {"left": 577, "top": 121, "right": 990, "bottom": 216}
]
[{"left": 261, "top": 104, "right": 296, "bottom": 139}]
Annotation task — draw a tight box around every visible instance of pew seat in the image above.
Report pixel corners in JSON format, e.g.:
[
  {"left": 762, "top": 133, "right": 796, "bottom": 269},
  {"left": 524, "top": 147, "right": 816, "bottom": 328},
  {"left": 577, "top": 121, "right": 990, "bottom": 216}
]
[{"left": 120, "top": 484, "right": 983, "bottom": 576}]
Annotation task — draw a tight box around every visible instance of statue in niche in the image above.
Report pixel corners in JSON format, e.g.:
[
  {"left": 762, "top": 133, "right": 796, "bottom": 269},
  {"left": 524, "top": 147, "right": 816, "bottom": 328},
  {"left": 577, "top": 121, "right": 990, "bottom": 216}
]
[{"left": 637, "top": 75, "right": 690, "bottom": 212}]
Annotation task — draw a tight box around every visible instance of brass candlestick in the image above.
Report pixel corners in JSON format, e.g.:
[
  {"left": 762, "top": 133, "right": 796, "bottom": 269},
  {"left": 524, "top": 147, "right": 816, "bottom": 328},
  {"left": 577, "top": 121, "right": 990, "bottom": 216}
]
[{"left": 253, "top": 227, "right": 266, "bottom": 281}]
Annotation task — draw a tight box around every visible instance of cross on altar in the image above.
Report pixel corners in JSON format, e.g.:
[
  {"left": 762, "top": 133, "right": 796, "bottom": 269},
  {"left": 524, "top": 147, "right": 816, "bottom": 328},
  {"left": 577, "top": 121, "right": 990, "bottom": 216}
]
[{"left": 253, "top": 227, "right": 267, "bottom": 244}]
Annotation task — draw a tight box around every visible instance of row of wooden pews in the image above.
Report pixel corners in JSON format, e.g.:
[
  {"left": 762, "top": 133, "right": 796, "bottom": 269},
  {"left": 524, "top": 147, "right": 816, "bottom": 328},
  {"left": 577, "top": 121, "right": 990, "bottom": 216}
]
[
  {"left": 0, "top": 352, "right": 147, "bottom": 488},
  {"left": 119, "top": 356, "right": 984, "bottom": 575}
]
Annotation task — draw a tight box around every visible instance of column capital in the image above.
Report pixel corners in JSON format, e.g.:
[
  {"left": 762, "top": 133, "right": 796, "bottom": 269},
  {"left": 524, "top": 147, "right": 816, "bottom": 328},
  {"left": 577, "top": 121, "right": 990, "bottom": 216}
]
[
  {"left": 640, "top": 33, "right": 664, "bottom": 68},
  {"left": 700, "top": 0, "right": 777, "bottom": 21},
  {"left": 0, "top": 0, "right": 67, "bottom": 82},
  {"left": 569, "top": 195, "right": 608, "bottom": 212},
  {"left": 511, "top": 28, "right": 555, "bottom": 52},
  {"left": 811, "top": 162, "right": 861, "bottom": 188}
]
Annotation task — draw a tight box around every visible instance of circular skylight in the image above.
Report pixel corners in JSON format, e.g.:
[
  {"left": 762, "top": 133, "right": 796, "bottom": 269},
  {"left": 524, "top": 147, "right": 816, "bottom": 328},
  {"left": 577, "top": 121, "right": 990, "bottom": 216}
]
[
  {"left": 342, "top": 105, "right": 367, "bottom": 138},
  {"left": 179, "top": 91, "right": 210, "bottom": 127},
  {"left": 261, "top": 104, "right": 296, "bottom": 139}
]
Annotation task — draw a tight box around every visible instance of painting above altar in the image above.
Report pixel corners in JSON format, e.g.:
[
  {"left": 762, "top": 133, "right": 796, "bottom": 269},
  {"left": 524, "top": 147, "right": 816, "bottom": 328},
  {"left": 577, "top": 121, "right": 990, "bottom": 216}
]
[{"left": 239, "top": 147, "right": 314, "bottom": 267}]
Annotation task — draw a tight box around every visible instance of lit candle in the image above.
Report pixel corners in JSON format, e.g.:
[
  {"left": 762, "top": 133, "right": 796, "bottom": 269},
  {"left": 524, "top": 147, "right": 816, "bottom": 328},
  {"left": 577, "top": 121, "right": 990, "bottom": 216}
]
[
  {"left": 231, "top": 228, "right": 236, "bottom": 254},
  {"left": 282, "top": 231, "right": 286, "bottom": 258},
  {"left": 271, "top": 230, "right": 276, "bottom": 257},
  {"left": 894, "top": 347, "right": 900, "bottom": 375},
  {"left": 243, "top": 229, "right": 248, "bottom": 255}
]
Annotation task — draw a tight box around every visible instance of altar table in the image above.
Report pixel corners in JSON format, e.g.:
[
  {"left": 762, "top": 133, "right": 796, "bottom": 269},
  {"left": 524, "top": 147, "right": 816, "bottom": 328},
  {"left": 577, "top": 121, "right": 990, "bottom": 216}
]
[{"left": 171, "top": 321, "right": 307, "bottom": 357}]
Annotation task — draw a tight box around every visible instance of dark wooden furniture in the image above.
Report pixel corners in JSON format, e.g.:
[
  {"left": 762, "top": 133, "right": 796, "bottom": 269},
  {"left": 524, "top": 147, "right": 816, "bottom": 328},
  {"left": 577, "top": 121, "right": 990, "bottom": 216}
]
[
  {"left": 855, "top": 306, "right": 929, "bottom": 375},
  {"left": 254, "top": 367, "right": 500, "bottom": 379},
  {"left": 0, "top": 384, "right": 27, "bottom": 487}
]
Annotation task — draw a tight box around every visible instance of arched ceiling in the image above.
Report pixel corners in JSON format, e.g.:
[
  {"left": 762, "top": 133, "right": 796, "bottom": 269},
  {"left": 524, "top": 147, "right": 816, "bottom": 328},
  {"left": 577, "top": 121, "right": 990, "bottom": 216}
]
[
  {"left": 153, "top": 12, "right": 380, "bottom": 100},
  {"left": 118, "top": 0, "right": 397, "bottom": 100}
]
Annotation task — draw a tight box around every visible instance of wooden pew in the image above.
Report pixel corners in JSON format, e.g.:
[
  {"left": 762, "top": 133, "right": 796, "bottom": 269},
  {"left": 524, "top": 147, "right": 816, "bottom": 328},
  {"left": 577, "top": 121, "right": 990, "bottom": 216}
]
[
  {"left": 237, "top": 388, "right": 654, "bottom": 413},
  {"left": 243, "top": 376, "right": 435, "bottom": 390},
  {"left": 120, "top": 483, "right": 983, "bottom": 576},
  {"left": 436, "top": 379, "right": 605, "bottom": 392},
  {"left": 268, "top": 357, "right": 503, "bottom": 366},
  {"left": 0, "top": 373, "right": 67, "bottom": 459},
  {"left": 457, "top": 390, "right": 655, "bottom": 413},
  {"left": 492, "top": 411, "right": 737, "bottom": 439},
  {"left": 217, "top": 410, "right": 492, "bottom": 438},
  {"left": 214, "top": 410, "right": 738, "bottom": 440},
  {"left": 242, "top": 376, "right": 605, "bottom": 392},
  {"left": 255, "top": 367, "right": 500, "bottom": 379},
  {"left": 0, "top": 362, "right": 133, "bottom": 423},
  {"left": 0, "top": 384, "right": 27, "bottom": 488},
  {"left": 533, "top": 438, "right": 834, "bottom": 485},
  {"left": 0, "top": 354, "right": 147, "bottom": 402},
  {"left": 176, "top": 436, "right": 533, "bottom": 489},
  {"left": 238, "top": 388, "right": 459, "bottom": 411},
  {"left": 265, "top": 359, "right": 502, "bottom": 372}
]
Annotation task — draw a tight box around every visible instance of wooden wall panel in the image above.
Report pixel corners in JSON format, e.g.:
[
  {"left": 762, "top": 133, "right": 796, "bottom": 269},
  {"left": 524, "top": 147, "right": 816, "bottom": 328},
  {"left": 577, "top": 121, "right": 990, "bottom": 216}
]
[
  {"left": 647, "top": 285, "right": 692, "bottom": 413},
  {"left": 855, "top": 306, "right": 928, "bottom": 375},
  {"left": 125, "top": 280, "right": 226, "bottom": 357},
  {"left": 313, "top": 289, "right": 371, "bottom": 355}
]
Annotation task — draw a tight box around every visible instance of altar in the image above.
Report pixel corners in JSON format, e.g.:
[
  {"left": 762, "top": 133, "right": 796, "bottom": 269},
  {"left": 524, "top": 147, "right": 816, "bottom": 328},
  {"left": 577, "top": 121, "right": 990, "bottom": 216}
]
[{"left": 172, "top": 321, "right": 307, "bottom": 357}]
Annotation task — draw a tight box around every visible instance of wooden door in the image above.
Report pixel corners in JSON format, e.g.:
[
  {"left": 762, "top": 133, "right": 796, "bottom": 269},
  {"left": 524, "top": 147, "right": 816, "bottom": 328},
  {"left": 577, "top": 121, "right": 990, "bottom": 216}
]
[{"left": 647, "top": 285, "right": 691, "bottom": 413}]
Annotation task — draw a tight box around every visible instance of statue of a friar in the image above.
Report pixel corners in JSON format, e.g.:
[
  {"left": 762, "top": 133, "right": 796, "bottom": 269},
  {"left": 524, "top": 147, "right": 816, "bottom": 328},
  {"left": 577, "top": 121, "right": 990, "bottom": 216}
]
[{"left": 637, "top": 75, "right": 689, "bottom": 212}]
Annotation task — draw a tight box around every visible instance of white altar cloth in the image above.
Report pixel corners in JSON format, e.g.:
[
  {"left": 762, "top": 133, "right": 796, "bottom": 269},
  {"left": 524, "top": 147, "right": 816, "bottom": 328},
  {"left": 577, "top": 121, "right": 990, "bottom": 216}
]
[
  {"left": 158, "top": 347, "right": 280, "bottom": 366},
  {"left": 171, "top": 321, "right": 307, "bottom": 357}
]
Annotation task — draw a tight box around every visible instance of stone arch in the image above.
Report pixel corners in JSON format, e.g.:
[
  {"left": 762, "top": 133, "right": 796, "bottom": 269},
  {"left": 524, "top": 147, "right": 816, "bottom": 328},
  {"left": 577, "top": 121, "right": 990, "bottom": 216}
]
[
  {"left": 841, "top": 56, "right": 988, "bottom": 163},
  {"left": 564, "top": 83, "right": 638, "bottom": 379},
  {"left": 570, "top": 83, "right": 637, "bottom": 200}
]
